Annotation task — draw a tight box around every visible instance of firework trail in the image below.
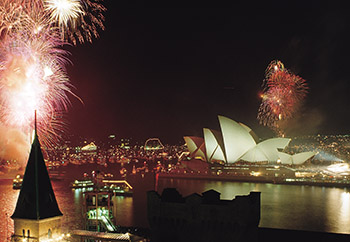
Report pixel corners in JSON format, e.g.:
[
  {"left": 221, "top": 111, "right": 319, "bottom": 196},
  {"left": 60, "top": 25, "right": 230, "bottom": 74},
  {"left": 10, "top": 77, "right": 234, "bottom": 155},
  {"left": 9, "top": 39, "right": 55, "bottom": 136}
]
[
  {"left": 44, "top": 0, "right": 106, "bottom": 44},
  {"left": 258, "top": 60, "right": 308, "bottom": 135},
  {"left": 0, "top": 0, "right": 105, "bottom": 163}
]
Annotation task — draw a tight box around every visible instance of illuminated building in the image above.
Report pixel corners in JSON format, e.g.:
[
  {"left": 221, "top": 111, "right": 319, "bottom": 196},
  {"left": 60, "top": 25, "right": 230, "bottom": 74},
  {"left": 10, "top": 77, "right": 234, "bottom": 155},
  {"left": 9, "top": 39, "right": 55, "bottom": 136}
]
[
  {"left": 277, "top": 151, "right": 316, "bottom": 165},
  {"left": 219, "top": 115, "right": 257, "bottom": 162},
  {"left": 203, "top": 128, "right": 225, "bottom": 162},
  {"left": 144, "top": 138, "right": 165, "bottom": 150},
  {"left": 108, "top": 134, "right": 116, "bottom": 140},
  {"left": 11, "top": 123, "right": 67, "bottom": 241},
  {"left": 81, "top": 142, "right": 98, "bottom": 152},
  {"left": 183, "top": 136, "right": 206, "bottom": 161},
  {"left": 83, "top": 191, "right": 117, "bottom": 232},
  {"left": 120, "top": 138, "right": 131, "bottom": 149},
  {"left": 184, "top": 116, "right": 315, "bottom": 164}
]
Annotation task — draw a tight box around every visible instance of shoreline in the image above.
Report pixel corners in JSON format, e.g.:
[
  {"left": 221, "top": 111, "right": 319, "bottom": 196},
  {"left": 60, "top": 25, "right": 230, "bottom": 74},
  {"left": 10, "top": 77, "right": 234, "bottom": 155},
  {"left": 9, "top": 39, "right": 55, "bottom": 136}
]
[
  {"left": 2, "top": 164, "right": 350, "bottom": 189},
  {"left": 158, "top": 172, "right": 350, "bottom": 188}
]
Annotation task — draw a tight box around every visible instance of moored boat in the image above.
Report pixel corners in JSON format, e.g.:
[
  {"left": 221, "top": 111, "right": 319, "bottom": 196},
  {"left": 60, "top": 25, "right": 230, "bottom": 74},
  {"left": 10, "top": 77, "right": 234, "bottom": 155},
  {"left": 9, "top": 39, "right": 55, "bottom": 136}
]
[
  {"left": 99, "top": 179, "right": 133, "bottom": 196},
  {"left": 70, "top": 179, "right": 94, "bottom": 189}
]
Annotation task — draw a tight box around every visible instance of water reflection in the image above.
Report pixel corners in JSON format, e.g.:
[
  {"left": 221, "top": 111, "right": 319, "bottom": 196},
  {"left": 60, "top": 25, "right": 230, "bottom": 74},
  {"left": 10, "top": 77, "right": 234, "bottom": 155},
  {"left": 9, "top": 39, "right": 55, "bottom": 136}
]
[
  {"left": 114, "top": 196, "right": 133, "bottom": 226},
  {"left": 2, "top": 176, "right": 350, "bottom": 239},
  {"left": 324, "top": 189, "right": 350, "bottom": 233},
  {"left": 159, "top": 179, "right": 350, "bottom": 234},
  {"left": 0, "top": 180, "right": 17, "bottom": 241},
  {"left": 340, "top": 191, "right": 350, "bottom": 228}
]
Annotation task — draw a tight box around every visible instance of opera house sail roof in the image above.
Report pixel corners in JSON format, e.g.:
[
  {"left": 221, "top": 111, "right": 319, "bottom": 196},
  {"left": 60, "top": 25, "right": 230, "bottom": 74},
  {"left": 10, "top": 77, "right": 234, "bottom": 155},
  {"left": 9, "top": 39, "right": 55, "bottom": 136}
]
[
  {"left": 277, "top": 151, "right": 316, "bottom": 165},
  {"left": 184, "top": 115, "right": 315, "bottom": 165},
  {"left": 203, "top": 128, "right": 226, "bottom": 163},
  {"left": 241, "top": 138, "right": 291, "bottom": 163},
  {"left": 183, "top": 136, "right": 207, "bottom": 161},
  {"left": 218, "top": 115, "right": 256, "bottom": 163}
]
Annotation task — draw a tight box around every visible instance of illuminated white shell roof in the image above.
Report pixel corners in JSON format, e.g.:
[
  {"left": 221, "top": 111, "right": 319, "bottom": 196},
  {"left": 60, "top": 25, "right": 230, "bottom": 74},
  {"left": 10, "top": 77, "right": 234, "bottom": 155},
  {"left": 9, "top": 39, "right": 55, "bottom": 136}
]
[
  {"left": 278, "top": 151, "right": 315, "bottom": 165},
  {"left": 238, "top": 122, "right": 259, "bottom": 143},
  {"left": 203, "top": 128, "right": 226, "bottom": 163},
  {"left": 184, "top": 116, "right": 313, "bottom": 165},
  {"left": 183, "top": 136, "right": 200, "bottom": 154},
  {"left": 183, "top": 136, "right": 207, "bottom": 161},
  {"left": 241, "top": 138, "right": 291, "bottom": 162},
  {"left": 82, "top": 142, "right": 97, "bottom": 151},
  {"left": 238, "top": 122, "right": 252, "bottom": 133},
  {"left": 218, "top": 115, "right": 256, "bottom": 163}
]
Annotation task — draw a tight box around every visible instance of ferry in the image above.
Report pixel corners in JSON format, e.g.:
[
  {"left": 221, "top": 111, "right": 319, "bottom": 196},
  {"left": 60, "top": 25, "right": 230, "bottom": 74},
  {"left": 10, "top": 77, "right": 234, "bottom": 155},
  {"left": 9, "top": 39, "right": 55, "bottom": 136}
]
[
  {"left": 70, "top": 179, "right": 94, "bottom": 189},
  {"left": 70, "top": 171, "right": 133, "bottom": 196},
  {"left": 99, "top": 179, "right": 133, "bottom": 196},
  {"left": 70, "top": 177, "right": 133, "bottom": 196}
]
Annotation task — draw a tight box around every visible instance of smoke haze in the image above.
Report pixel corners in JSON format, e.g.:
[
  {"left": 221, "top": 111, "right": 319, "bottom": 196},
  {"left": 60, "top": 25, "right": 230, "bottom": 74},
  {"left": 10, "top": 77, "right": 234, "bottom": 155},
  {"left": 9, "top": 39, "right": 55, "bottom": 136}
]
[{"left": 0, "top": 122, "right": 30, "bottom": 166}]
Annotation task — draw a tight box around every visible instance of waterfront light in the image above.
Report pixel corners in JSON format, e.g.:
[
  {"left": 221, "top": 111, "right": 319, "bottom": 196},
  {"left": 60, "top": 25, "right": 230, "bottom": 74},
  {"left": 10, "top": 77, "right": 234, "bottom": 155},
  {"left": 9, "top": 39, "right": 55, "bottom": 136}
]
[
  {"left": 40, "top": 232, "right": 71, "bottom": 242},
  {"left": 250, "top": 171, "right": 261, "bottom": 177},
  {"left": 327, "top": 163, "right": 350, "bottom": 174}
]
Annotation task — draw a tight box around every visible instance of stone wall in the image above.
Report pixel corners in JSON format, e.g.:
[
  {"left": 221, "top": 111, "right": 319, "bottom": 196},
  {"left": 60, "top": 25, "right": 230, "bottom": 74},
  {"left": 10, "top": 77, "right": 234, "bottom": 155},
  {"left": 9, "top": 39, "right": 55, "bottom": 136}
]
[{"left": 12, "top": 216, "right": 61, "bottom": 241}]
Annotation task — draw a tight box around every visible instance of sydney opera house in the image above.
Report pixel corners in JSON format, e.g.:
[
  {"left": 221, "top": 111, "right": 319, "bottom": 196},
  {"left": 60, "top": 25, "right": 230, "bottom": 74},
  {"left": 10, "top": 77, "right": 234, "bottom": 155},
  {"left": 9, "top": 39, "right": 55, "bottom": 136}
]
[{"left": 184, "top": 116, "right": 315, "bottom": 165}]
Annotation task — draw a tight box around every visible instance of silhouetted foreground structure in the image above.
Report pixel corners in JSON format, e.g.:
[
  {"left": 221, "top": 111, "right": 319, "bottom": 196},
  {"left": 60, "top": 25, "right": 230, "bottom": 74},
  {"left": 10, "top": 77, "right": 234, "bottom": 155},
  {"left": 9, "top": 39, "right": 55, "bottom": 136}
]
[
  {"left": 11, "top": 125, "right": 65, "bottom": 241},
  {"left": 147, "top": 188, "right": 260, "bottom": 242}
]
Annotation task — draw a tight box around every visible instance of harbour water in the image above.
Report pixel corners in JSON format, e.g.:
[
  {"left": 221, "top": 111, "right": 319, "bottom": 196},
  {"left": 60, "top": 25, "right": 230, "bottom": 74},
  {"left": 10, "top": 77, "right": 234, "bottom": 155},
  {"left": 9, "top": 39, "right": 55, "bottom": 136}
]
[{"left": 1, "top": 172, "right": 350, "bottom": 241}]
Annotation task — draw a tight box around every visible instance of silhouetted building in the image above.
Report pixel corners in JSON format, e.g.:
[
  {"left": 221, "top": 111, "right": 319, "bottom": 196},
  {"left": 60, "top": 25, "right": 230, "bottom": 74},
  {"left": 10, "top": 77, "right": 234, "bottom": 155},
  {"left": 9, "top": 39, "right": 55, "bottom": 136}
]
[
  {"left": 11, "top": 126, "right": 64, "bottom": 241},
  {"left": 147, "top": 188, "right": 260, "bottom": 242}
]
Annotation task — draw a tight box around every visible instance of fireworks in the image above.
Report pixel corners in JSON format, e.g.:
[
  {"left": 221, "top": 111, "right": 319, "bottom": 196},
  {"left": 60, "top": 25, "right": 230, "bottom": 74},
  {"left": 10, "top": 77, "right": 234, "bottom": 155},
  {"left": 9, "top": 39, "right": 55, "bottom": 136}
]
[
  {"left": 44, "top": 0, "right": 106, "bottom": 44},
  {"left": 258, "top": 60, "right": 308, "bottom": 135},
  {"left": 44, "top": 0, "right": 84, "bottom": 27},
  {"left": 0, "top": 0, "right": 105, "bottom": 157}
]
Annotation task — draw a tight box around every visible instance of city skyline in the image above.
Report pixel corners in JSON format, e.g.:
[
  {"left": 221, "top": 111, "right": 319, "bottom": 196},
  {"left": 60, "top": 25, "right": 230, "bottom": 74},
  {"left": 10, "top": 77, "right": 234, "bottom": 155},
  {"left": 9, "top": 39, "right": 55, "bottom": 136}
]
[
  {"left": 65, "top": 1, "right": 350, "bottom": 144},
  {"left": 2, "top": 2, "right": 350, "bottom": 241}
]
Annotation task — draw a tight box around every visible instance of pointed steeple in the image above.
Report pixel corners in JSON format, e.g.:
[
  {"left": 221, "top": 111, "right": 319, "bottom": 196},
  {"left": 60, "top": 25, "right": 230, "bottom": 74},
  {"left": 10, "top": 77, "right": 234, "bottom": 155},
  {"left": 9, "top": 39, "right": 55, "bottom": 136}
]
[
  {"left": 11, "top": 111, "right": 62, "bottom": 219},
  {"left": 34, "top": 109, "right": 37, "bottom": 137}
]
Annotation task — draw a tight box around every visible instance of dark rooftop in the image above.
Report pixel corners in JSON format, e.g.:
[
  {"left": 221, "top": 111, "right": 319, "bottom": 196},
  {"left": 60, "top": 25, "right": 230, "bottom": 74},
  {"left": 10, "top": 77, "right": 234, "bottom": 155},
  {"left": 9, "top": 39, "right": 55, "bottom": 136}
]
[{"left": 11, "top": 132, "right": 62, "bottom": 220}]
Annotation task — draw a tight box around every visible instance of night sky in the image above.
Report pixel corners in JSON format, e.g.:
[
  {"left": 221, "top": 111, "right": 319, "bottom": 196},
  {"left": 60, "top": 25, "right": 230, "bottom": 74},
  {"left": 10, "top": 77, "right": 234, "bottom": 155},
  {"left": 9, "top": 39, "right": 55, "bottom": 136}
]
[{"left": 65, "top": 1, "right": 350, "bottom": 144}]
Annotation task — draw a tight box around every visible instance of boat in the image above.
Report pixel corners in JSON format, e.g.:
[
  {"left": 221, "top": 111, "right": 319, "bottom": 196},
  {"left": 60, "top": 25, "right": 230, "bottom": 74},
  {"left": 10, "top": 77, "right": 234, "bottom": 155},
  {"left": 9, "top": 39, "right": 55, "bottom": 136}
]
[
  {"left": 71, "top": 179, "right": 133, "bottom": 196},
  {"left": 13, "top": 174, "right": 23, "bottom": 189},
  {"left": 99, "top": 179, "right": 133, "bottom": 196},
  {"left": 70, "top": 171, "right": 96, "bottom": 189},
  {"left": 70, "top": 179, "right": 94, "bottom": 189},
  {"left": 71, "top": 171, "right": 133, "bottom": 196}
]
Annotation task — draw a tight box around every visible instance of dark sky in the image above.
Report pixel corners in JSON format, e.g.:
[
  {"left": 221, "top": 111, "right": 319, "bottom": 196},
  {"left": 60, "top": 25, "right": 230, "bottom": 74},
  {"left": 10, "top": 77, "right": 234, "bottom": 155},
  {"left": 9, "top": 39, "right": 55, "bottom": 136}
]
[{"left": 65, "top": 1, "right": 350, "bottom": 144}]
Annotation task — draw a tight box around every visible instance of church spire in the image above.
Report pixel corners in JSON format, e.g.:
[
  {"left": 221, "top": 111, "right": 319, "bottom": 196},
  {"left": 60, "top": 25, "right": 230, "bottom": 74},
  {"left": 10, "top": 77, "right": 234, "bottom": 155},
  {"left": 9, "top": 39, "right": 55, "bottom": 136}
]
[
  {"left": 34, "top": 109, "right": 37, "bottom": 137},
  {"left": 11, "top": 111, "right": 62, "bottom": 220}
]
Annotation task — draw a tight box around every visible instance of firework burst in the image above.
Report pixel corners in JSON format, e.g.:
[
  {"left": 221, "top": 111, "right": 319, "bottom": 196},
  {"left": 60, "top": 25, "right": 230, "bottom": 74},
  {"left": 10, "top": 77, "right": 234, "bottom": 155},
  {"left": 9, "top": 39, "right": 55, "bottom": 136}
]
[
  {"left": 44, "top": 0, "right": 106, "bottom": 44},
  {"left": 0, "top": 0, "right": 106, "bottom": 159},
  {"left": 0, "top": 30, "right": 70, "bottom": 147},
  {"left": 258, "top": 60, "right": 308, "bottom": 135},
  {"left": 44, "top": 0, "right": 84, "bottom": 27}
]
